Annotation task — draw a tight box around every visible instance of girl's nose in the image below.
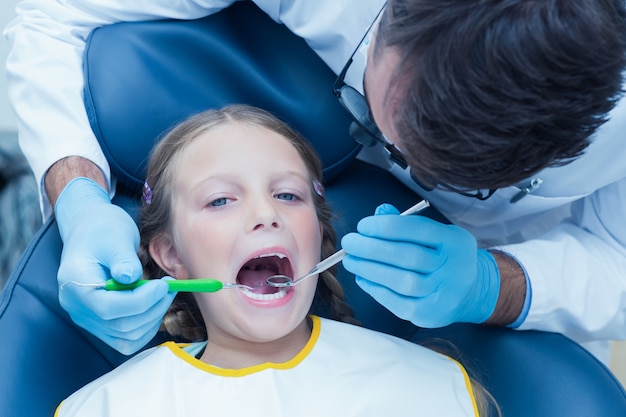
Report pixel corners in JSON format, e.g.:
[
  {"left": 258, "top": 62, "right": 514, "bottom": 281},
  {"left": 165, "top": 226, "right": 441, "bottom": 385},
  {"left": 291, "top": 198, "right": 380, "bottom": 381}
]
[{"left": 250, "top": 198, "right": 281, "bottom": 231}]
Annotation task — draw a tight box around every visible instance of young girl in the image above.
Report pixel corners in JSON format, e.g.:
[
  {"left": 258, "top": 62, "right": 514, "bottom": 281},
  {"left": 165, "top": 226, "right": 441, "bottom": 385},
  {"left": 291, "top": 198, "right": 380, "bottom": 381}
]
[{"left": 55, "top": 105, "right": 495, "bottom": 416}]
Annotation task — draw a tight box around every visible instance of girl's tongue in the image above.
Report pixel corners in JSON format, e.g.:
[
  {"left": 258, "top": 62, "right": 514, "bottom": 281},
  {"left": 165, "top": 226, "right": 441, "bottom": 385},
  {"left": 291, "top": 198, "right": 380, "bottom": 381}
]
[
  {"left": 237, "top": 256, "right": 288, "bottom": 294},
  {"left": 237, "top": 268, "right": 278, "bottom": 294}
]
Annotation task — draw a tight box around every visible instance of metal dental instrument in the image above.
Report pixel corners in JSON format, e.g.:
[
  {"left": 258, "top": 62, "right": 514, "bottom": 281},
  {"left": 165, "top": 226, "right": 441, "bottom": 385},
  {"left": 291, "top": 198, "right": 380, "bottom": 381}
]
[
  {"left": 62, "top": 278, "right": 255, "bottom": 292},
  {"left": 266, "top": 200, "right": 431, "bottom": 288},
  {"left": 65, "top": 200, "right": 430, "bottom": 293}
]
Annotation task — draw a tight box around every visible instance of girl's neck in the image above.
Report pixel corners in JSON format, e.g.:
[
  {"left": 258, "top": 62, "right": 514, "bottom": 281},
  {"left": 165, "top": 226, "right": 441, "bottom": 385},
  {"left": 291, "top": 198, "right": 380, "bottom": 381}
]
[{"left": 199, "top": 318, "right": 312, "bottom": 369}]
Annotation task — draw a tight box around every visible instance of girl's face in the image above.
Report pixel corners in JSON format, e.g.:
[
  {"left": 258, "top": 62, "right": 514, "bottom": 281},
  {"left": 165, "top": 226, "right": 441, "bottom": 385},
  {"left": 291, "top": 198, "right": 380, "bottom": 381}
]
[{"left": 150, "top": 121, "right": 322, "bottom": 365}]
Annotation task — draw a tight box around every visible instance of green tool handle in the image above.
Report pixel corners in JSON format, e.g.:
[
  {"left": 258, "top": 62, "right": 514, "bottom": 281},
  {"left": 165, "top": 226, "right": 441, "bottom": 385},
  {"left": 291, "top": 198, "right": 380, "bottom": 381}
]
[{"left": 103, "top": 278, "right": 224, "bottom": 292}]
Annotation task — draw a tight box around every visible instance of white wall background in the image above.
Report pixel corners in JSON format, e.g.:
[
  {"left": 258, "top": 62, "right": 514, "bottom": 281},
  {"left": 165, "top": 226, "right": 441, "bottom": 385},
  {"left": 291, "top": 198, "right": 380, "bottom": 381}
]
[{"left": 1, "top": 0, "right": 20, "bottom": 133}]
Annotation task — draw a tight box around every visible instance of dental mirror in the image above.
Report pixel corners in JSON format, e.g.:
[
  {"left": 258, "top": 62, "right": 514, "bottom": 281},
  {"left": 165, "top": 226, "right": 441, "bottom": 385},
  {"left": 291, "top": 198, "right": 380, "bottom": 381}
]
[{"left": 266, "top": 200, "right": 430, "bottom": 288}]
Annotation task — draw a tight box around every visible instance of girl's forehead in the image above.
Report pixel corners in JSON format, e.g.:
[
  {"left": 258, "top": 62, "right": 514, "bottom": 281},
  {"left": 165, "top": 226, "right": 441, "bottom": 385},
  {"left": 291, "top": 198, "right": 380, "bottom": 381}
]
[
  {"left": 187, "top": 122, "right": 291, "bottom": 153},
  {"left": 173, "top": 122, "right": 309, "bottom": 181}
]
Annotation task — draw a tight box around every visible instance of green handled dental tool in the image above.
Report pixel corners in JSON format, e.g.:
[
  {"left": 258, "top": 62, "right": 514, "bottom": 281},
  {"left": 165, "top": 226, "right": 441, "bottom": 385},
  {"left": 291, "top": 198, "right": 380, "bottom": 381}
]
[{"left": 62, "top": 279, "right": 255, "bottom": 292}]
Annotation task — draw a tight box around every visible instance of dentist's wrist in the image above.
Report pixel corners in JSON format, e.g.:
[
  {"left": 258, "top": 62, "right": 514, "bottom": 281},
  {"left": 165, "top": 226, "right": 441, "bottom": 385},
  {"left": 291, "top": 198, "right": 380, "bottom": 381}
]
[
  {"left": 484, "top": 251, "right": 527, "bottom": 327},
  {"left": 45, "top": 156, "right": 107, "bottom": 209}
]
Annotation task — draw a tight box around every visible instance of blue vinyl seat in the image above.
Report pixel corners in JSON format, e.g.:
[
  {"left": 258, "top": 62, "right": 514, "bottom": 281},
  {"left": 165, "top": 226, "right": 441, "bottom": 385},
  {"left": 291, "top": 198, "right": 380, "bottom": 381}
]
[{"left": 1, "top": 3, "right": 625, "bottom": 416}]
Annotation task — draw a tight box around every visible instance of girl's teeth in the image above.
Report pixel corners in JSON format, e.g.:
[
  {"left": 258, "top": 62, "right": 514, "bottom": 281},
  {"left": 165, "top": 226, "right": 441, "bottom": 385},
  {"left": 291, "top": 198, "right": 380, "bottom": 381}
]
[{"left": 240, "top": 288, "right": 288, "bottom": 301}]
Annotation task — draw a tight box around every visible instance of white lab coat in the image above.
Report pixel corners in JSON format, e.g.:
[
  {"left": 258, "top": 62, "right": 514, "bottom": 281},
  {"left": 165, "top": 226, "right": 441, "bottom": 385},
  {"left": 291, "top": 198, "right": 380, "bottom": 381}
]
[{"left": 5, "top": 0, "right": 626, "bottom": 361}]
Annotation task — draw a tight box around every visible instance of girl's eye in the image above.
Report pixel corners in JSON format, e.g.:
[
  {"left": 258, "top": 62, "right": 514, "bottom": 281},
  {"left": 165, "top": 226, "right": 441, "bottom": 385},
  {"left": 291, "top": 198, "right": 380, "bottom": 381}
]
[
  {"left": 275, "top": 192, "right": 299, "bottom": 201},
  {"left": 209, "top": 197, "right": 231, "bottom": 207}
]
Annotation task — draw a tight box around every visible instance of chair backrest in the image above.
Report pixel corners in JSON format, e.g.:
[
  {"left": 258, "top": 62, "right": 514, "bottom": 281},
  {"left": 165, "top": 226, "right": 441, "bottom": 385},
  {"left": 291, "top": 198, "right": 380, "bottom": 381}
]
[
  {"left": 83, "top": 2, "right": 361, "bottom": 191},
  {"left": 1, "top": 2, "right": 624, "bottom": 416}
]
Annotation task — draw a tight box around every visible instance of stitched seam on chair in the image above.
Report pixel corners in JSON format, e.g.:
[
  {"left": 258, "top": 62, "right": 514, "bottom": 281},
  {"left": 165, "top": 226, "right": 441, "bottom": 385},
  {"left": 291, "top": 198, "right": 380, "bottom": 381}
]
[{"left": 0, "top": 219, "right": 54, "bottom": 318}]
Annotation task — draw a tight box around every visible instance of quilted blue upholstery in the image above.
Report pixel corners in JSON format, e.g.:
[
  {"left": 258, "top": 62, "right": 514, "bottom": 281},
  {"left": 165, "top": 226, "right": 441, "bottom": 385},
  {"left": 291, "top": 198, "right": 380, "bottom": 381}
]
[{"left": 83, "top": 3, "right": 361, "bottom": 191}]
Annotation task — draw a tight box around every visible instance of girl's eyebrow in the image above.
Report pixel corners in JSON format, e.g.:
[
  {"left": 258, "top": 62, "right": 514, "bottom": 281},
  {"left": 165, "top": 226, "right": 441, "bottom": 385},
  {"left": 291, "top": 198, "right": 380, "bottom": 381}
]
[
  {"left": 188, "top": 170, "right": 311, "bottom": 192},
  {"left": 274, "top": 170, "right": 311, "bottom": 183}
]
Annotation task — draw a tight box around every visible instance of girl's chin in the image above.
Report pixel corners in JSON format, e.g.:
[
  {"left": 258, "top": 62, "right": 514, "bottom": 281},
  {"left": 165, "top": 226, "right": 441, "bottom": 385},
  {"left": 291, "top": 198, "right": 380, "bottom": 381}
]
[{"left": 235, "top": 317, "right": 311, "bottom": 347}]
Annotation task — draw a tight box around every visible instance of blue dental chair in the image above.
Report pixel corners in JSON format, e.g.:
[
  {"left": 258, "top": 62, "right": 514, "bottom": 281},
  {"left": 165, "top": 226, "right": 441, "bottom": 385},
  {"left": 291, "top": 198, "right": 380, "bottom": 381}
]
[{"left": 2, "top": 2, "right": 625, "bottom": 416}]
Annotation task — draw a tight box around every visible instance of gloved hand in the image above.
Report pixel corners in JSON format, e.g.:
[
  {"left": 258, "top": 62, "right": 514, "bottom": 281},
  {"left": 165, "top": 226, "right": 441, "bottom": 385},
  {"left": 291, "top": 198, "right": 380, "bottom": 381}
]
[
  {"left": 341, "top": 203, "right": 500, "bottom": 328},
  {"left": 55, "top": 177, "right": 175, "bottom": 354}
]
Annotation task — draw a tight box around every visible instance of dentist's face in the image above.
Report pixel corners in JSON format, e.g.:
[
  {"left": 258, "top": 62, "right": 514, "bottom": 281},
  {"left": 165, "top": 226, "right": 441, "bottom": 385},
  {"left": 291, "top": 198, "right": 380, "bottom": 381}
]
[
  {"left": 163, "top": 121, "right": 321, "bottom": 351},
  {"left": 364, "top": 33, "right": 404, "bottom": 150}
]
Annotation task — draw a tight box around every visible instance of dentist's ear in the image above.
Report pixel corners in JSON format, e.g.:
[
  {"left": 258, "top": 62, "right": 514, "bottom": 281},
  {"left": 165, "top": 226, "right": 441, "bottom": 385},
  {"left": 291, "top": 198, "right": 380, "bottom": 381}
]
[{"left": 149, "top": 233, "right": 190, "bottom": 279}]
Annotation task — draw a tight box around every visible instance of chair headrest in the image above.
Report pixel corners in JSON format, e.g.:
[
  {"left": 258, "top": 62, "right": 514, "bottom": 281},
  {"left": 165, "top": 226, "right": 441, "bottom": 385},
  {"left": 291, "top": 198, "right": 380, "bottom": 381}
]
[{"left": 83, "top": 2, "right": 360, "bottom": 192}]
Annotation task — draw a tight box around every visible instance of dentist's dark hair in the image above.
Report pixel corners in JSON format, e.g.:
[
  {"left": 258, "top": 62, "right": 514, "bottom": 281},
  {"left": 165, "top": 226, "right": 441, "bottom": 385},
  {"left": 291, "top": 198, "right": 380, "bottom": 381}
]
[{"left": 376, "top": 0, "right": 626, "bottom": 190}]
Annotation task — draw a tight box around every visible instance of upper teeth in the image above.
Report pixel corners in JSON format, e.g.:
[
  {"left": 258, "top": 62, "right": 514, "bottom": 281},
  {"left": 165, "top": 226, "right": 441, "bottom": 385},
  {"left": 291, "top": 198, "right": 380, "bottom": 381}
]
[{"left": 257, "top": 252, "right": 286, "bottom": 259}]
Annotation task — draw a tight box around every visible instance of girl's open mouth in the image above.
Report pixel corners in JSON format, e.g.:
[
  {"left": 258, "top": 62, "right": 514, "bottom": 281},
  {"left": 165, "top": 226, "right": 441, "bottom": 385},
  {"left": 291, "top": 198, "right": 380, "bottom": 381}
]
[{"left": 236, "top": 253, "right": 293, "bottom": 299}]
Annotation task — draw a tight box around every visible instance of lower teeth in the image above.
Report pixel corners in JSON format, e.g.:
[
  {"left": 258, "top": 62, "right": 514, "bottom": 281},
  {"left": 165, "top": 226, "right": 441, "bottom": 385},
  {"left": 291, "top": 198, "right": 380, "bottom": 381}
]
[{"left": 241, "top": 288, "right": 287, "bottom": 301}]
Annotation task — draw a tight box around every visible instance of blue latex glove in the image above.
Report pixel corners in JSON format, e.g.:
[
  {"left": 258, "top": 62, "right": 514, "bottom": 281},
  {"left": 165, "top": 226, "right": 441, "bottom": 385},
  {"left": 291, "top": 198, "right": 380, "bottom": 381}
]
[
  {"left": 341, "top": 203, "right": 500, "bottom": 327},
  {"left": 55, "top": 177, "right": 175, "bottom": 354}
]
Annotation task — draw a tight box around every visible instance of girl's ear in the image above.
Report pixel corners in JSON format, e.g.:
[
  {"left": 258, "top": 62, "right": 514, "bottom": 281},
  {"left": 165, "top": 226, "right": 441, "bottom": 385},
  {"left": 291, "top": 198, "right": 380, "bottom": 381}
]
[{"left": 149, "top": 233, "right": 189, "bottom": 279}]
